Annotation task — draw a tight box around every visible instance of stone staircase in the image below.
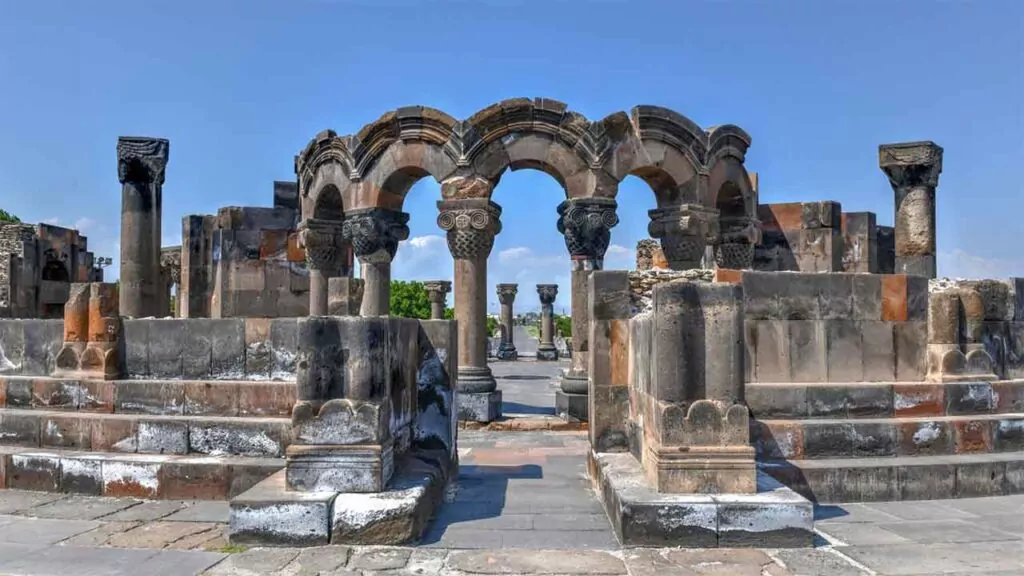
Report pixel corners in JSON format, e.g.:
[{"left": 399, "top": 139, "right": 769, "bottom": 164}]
[
  {"left": 0, "top": 375, "right": 292, "bottom": 499},
  {"left": 749, "top": 379, "right": 1024, "bottom": 502}
]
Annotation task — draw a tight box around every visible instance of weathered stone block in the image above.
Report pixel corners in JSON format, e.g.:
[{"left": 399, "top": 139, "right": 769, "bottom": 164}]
[
  {"left": 182, "top": 320, "right": 213, "bottom": 380},
  {"left": 40, "top": 414, "right": 92, "bottom": 449},
  {"left": 752, "top": 321, "right": 791, "bottom": 382},
  {"left": 805, "top": 386, "right": 848, "bottom": 418},
  {"left": 148, "top": 320, "right": 185, "bottom": 379},
  {"left": 0, "top": 321, "right": 26, "bottom": 375},
  {"left": 8, "top": 453, "right": 61, "bottom": 491},
  {"left": 0, "top": 411, "right": 40, "bottom": 446},
  {"left": 211, "top": 319, "right": 246, "bottom": 379},
  {"left": 90, "top": 416, "right": 137, "bottom": 452},
  {"left": 458, "top": 390, "right": 501, "bottom": 423},
  {"left": 778, "top": 275, "right": 822, "bottom": 320},
  {"left": 22, "top": 320, "right": 62, "bottom": 377},
  {"left": 237, "top": 383, "right": 293, "bottom": 417},
  {"left": 159, "top": 460, "right": 232, "bottom": 500},
  {"left": 849, "top": 422, "right": 896, "bottom": 457},
  {"left": 896, "top": 421, "right": 954, "bottom": 456},
  {"left": 846, "top": 384, "right": 893, "bottom": 418},
  {"left": 953, "top": 419, "right": 993, "bottom": 453},
  {"left": 269, "top": 318, "right": 298, "bottom": 380},
  {"left": 893, "top": 384, "right": 944, "bottom": 417},
  {"left": 740, "top": 272, "right": 782, "bottom": 320},
  {"left": 945, "top": 382, "right": 995, "bottom": 415},
  {"left": 881, "top": 275, "right": 908, "bottom": 321},
  {"left": 115, "top": 380, "right": 185, "bottom": 415},
  {"left": 137, "top": 420, "right": 189, "bottom": 454},
  {"left": 190, "top": 419, "right": 289, "bottom": 457},
  {"left": 788, "top": 321, "right": 826, "bottom": 383},
  {"left": 230, "top": 470, "right": 335, "bottom": 547},
  {"left": 852, "top": 275, "right": 883, "bottom": 320},
  {"left": 897, "top": 464, "right": 955, "bottom": 500},
  {"left": 244, "top": 318, "right": 272, "bottom": 380},
  {"left": 123, "top": 320, "right": 149, "bottom": 378},
  {"left": 956, "top": 461, "right": 1007, "bottom": 498},
  {"left": 184, "top": 381, "right": 238, "bottom": 416},
  {"left": 894, "top": 322, "right": 927, "bottom": 381},
  {"left": 286, "top": 443, "right": 393, "bottom": 493},
  {"left": 861, "top": 321, "right": 896, "bottom": 381},
  {"left": 993, "top": 418, "right": 1024, "bottom": 452},
  {"left": 744, "top": 385, "right": 807, "bottom": 419},
  {"left": 818, "top": 274, "right": 854, "bottom": 319},
  {"left": 825, "top": 320, "right": 862, "bottom": 381},
  {"left": 102, "top": 458, "right": 163, "bottom": 498},
  {"left": 60, "top": 456, "right": 104, "bottom": 495}
]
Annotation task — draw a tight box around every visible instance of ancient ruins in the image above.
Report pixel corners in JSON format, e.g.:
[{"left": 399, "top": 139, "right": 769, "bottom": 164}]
[{"left": 0, "top": 99, "right": 1021, "bottom": 549}]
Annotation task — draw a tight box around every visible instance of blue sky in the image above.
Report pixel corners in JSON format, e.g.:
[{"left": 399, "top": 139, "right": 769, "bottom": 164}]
[{"left": 1, "top": 0, "right": 1021, "bottom": 313}]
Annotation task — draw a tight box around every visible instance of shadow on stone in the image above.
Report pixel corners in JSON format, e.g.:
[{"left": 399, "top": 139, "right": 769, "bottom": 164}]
[{"left": 502, "top": 401, "right": 556, "bottom": 416}]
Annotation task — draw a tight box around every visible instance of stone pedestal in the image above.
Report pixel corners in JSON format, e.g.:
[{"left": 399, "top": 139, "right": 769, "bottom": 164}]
[
  {"left": 495, "top": 283, "right": 518, "bottom": 361},
  {"left": 536, "top": 284, "right": 559, "bottom": 361},
  {"left": 880, "top": 141, "right": 943, "bottom": 279},
  {"left": 926, "top": 286, "right": 997, "bottom": 382},
  {"left": 424, "top": 280, "right": 451, "bottom": 320},
  {"left": 438, "top": 197, "right": 502, "bottom": 422},
  {"left": 54, "top": 282, "right": 123, "bottom": 379},
  {"left": 343, "top": 208, "right": 409, "bottom": 317},
  {"left": 556, "top": 198, "right": 618, "bottom": 421},
  {"left": 299, "top": 218, "right": 348, "bottom": 316},
  {"left": 648, "top": 204, "right": 719, "bottom": 270},
  {"left": 118, "top": 136, "right": 169, "bottom": 318}
]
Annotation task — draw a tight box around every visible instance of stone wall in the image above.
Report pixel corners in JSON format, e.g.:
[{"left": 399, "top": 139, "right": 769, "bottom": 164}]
[
  {"left": 930, "top": 278, "right": 1024, "bottom": 380},
  {"left": 755, "top": 202, "right": 844, "bottom": 273},
  {"left": 0, "top": 319, "right": 63, "bottom": 376}
]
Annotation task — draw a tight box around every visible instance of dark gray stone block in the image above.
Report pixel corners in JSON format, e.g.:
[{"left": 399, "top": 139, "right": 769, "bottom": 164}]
[
  {"left": 994, "top": 418, "right": 1024, "bottom": 452},
  {"left": 906, "top": 276, "right": 929, "bottom": 321},
  {"left": 896, "top": 464, "right": 955, "bottom": 500},
  {"left": 803, "top": 422, "right": 854, "bottom": 458},
  {"left": 457, "top": 390, "right": 501, "bottom": 423},
  {"left": 211, "top": 319, "right": 246, "bottom": 379},
  {"left": 850, "top": 422, "right": 896, "bottom": 457},
  {"left": 818, "top": 274, "right": 854, "bottom": 319},
  {"left": 5, "top": 377, "right": 32, "bottom": 408},
  {"left": 945, "top": 382, "right": 995, "bottom": 415},
  {"left": 123, "top": 319, "right": 150, "bottom": 378},
  {"left": 555, "top": 390, "right": 588, "bottom": 422},
  {"left": 0, "top": 320, "right": 26, "bottom": 375},
  {"left": 852, "top": 275, "right": 882, "bottom": 320},
  {"left": 752, "top": 321, "right": 791, "bottom": 382},
  {"left": 788, "top": 321, "right": 826, "bottom": 382},
  {"left": 22, "top": 320, "right": 62, "bottom": 377},
  {"left": 778, "top": 276, "right": 822, "bottom": 320},
  {"left": 182, "top": 320, "right": 213, "bottom": 380},
  {"left": 955, "top": 461, "right": 1007, "bottom": 498},
  {"left": 229, "top": 470, "right": 335, "bottom": 547},
  {"left": 894, "top": 322, "right": 927, "bottom": 381},
  {"left": 148, "top": 320, "right": 185, "bottom": 379},
  {"left": 745, "top": 385, "right": 807, "bottom": 419},
  {"left": 269, "top": 318, "right": 298, "bottom": 380},
  {"left": 805, "top": 386, "right": 848, "bottom": 418},
  {"left": 846, "top": 384, "right": 893, "bottom": 418},
  {"left": 741, "top": 272, "right": 783, "bottom": 320},
  {"left": 825, "top": 320, "right": 862, "bottom": 381},
  {"left": 860, "top": 322, "right": 896, "bottom": 381}
]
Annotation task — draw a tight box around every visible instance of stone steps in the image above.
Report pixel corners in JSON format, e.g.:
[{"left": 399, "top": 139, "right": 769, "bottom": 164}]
[
  {"left": 759, "top": 451, "right": 1024, "bottom": 503},
  {"left": 753, "top": 413, "right": 1024, "bottom": 460},
  {"left": 0, "top": 408, "right": 292, "bottom": 457},
  {"left": 746, "top": 379, "right": 1024, "bottom": 420},
  {"left": 0, "top": 375, "right": 295, "bottom": 417},
  {"left": 0, "top": 444, "right": 282, "bottom": 500}
]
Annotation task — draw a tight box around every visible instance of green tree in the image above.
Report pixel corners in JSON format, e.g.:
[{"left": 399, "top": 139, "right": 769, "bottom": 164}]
[
  {"left": 389, "top": 280, "right": 431, "bottom": 319},
  {"left": 554, "top": 314, "right": 572, "bottom": 337},
  {"left": 444, "top": 307, "right": 497, "bottom": 335},
  {"left": 0, "top": 209, "right": 21, "bottom": 223}
]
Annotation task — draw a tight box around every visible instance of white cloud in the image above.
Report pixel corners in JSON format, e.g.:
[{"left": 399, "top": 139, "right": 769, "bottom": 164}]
[
  {"left": 938, "top": 249, "right": 1024, "bottom": 280},
  {"left": 42, "top": 217, "right": 60, "bottom": 225},
  {"left": 73, "top": 218, "right": 96, "bottom": 232}
]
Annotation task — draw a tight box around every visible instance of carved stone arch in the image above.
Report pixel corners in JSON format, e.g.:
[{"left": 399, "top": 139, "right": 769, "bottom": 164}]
[
  {"left": 312, "top": 183, "right": 344, "bottom": 221},
  {"left": 706, "top": 125, "right": 752, "bottom": 168},
  {"left": 706, "top": 155, "right": 756, "bottom": 215}
]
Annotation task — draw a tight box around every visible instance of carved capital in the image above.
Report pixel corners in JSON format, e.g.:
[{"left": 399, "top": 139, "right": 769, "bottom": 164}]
[
  {"left": 537, "top": 284, "right": 558, "bottom": 306},
  {"left": 496, "top": 283, "right": 518, "bottom": 305},
  {"left": 437, "top": 199, "right": 502, "bottom": 260},
  {"left": 117, "top": 137, "right": 170, "bottom": 185},
  {"left": 423, "top": 280, "right": 452, "bottom": 304},
  {"left": 557, "top": 198, "right": 619, "bottom": 260},
  {"left": 879, "top": 141, "right": 944, "bottom": 190},
  {"left": 718, "top": 215, "right": 762, "bottom": 245},
  {"left": 342, "top": 208, "right": 410, "bottom": 264},
  {"left": 648, "top": 205, "right": 720, "bottom": 268},
  {"left": 299, "top": 218, "right": 347, "bottom": 273}
]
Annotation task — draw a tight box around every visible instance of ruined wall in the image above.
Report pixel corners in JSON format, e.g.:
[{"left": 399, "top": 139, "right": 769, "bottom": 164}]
[
  {"left": 931, "top": 278, "right": 1024, "bottom": 380},
  {"left": 755, "top": 202, "right": 844, "bottom": 272}
]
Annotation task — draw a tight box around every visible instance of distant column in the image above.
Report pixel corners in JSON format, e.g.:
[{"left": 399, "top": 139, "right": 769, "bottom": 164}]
[
  {"left": 495, "top": 284, "right": 518, "bottom": 360},
  {"left": 536, "top": 284, "right": 559, "bottom": 361},
  {"left": 424, "top": 280, "right": 452, "bottom": 320},
  {"left": 879, "top": 141, "right": 943, "bottom": 278},
  {"left": 343, "top": 208, "right": 410, "bottom": 317},
  {"left": 118, "top": 137, "right": 169, "bottom": 318},
  {"left": 299, "top": 218, "right": 346, "bottom": 316}
]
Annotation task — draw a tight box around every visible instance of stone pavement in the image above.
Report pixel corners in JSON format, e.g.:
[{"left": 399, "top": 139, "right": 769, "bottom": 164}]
[{"left": 490, "top": 358, "right": 567, "bottom": 416}]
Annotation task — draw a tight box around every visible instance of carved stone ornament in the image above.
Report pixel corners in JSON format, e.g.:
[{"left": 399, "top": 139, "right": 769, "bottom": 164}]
[
  {"left": 299, "top": 218, "right": 347, "bottom": 272},
  {"left": 423, "top": 280, "right": 452, "bottom": 304},
  {"left": 496, "top": 283, "right": 518, "bottom": 304},
  {"left": 879, "top": 141, "right": 944, "bottom": 190},
  {"left": 117, "top": 137, "right": 170, "bottom": 185},
  {"left": 556, "top": 198, "right": 619, "bottom": 259},
  {"left": 341, "top": 208, "right": 410, "bottom": 263},
  {"left": 648, "top": 204, "right": 720, "bottom": 267},
  {"left": 537, "top": 284, "right": 558, "bottom": 306},
  {"left": 437, "top": 200, "right": 502, "bottom": 260}
]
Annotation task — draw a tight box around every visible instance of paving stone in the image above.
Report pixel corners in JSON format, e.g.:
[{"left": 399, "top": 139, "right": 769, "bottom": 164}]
[
  {"left": 0, "top": 515, "right": 102, "bottom": 545},
  {"left": 279, "top": 545, "right": 350, "bottom": 575},
  {"left": 0, "top": 490, "right": 66, "bottom": 514},
  {"left": 770, "top": 549, "right": 865, "bottom": 576},
  {"left": 349, "top": 547, "right": 412, "bottom": 571},
  {"left": 102, "top": 500, "right": 186, "bottom": 522},
  {"left": 815, "top": 522, "right": 911, "bottom": 546},
  {"left": 815, "top": 503, "right": 902, "bottom": 523},
  {"left": 498, "top": 529, "right": 620, "bottom": 549},
  {"left": 28, "top": 495, "right": 141, "bottom": 520},
  {"left": 404, "top": 548, "right": 448, "bottom": 574},
  {"left": 620, "top": 548, "right": 688, "bottom": 576},
  {"left": 58, "top": 521, "right": 141, "bottom": 547},
  {"left": 665, "top": 549, "right": 782, "bottom": 576},
  {"left": 163, "top": 500, "right": 231, "bottom": 523},
  {"left": 859, "top": 500, "right": 976, "bottom": 521},
  {"left": 0, "top": 542, "right": 179, "bottom": 576},
  {"left": 875, "top": 519, "right": 1020, "bottom": 544},
  {"left": 106, "top": 521, "right": 222, "bottom": 549},
  {"left": 206, "top": 547, "right": 302, "bottom": 575},
  {"left": 841, "top": 540, "right": 1024, "bottom": 575},
  {"left": 446, "top": 549, "right": 625, "bottom": 574},
  {"left": 420, "top": 527, "right": 505, "bottom": 549},
  {"left": 164, "top": 526, "right": 226, "bottom": 550}
]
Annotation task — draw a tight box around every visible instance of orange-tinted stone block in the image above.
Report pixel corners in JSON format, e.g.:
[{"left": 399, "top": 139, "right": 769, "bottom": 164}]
[
  {"left": 88, "top": 316, "right": 121, "bottom": 343},
  {"left": 184, "top": 381, "right": 239, "bottom": 417},
  {"left": 893, "top": 384, "right": 944, "bottom": 417},
  {"left": 159, "top": 461, "right": 231, "bottom": 500},
  {"left": 63, "top": 284, "right": 91, "bottom": 343},
  {"left": 767, "top": 203, "right": 804, "bottom": 231},
  {"left": 237, "top": 383, "right": 295, "bottom": 417},
  {"left": 715, "top": 269, "right": 744, "bottom": 284},
  {"left": 89, "top": 283, "right": 119, "bottom": 318},
  {"left": 260, "top": 230, "right": 288, "bottom": 260},
  {"left": 882, "top": 275, "right": 908, "bottom": 321},
  {"left": 91, "top": 417, "right": 137, "bottom": 452},
  {"left": 77, "top": 380, "right": 115, "bottom": 413},
  {"left": 954, "top": 420, "right": 992, "bottom": 453},
  {"left": 609, "top": 319, "right": 629, "bottom": 386},
  {"left": 286, "top": 233, "right": 306, "bottom": 263}
]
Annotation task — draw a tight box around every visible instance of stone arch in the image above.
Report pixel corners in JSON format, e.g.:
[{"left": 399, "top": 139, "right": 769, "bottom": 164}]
[
  {"left": 707, "top": 155, "right": 756, "bottom": 217},
  {"left": 297, "top": 129, "right": 355, "bottom": 221},
  {"left": 312, "top": 184, "right": 344, "bottom": 220},
  {"left": 41, "top": 258, "right": 69, "bottom": 282}
]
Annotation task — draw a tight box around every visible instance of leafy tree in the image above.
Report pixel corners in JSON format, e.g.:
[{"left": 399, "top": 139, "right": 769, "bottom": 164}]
[
  {"left": 0, "top": 209, "right": 21, "bottom": 223},
  {"left": 554, "top": 314, "right": 572, "bottom": 338},
  {"left": 389, "top": 280, "right": 431, "bottom": 319}
]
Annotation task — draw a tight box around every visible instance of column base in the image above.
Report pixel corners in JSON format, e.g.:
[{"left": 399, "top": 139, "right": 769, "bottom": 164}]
[
  {"left": 285, "top": 443, "right": 394, "bottom": 493},
  {"left": 458, "top": 366, "right": 497, "bottom": 393},
  {"left": 559, "top": 369, "right": 588, "bottom": 394},
  {"left": 457, "top": 390, "right": 502, "bottom": 423},
  {"left": 495, "top": 343, "right": 518, "bottom": 361},
  {"left": 555, "top": 390, "right": 588, "bottom": 422},
  {"left": 536, "top": 346, "right": 559, "bottom": 361}
]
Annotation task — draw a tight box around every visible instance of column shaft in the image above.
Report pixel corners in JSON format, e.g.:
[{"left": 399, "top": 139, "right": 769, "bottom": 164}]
[
  {"left": 880, "top": 141, "right": 943, "bottom": 279},
  {"left": 455, "top": 257, "right": 491, "bottom": 384},
  {"left": 117, "top": 137, "right": 169, "bottom": 318},
  {"left": 360, "top": 261, "right": 391, "bottom": 317},
  {"left": 309, "top": 269, "right": 329, "bottom": 315},
  {"left": 537, "top": 284, "right": 558, "bottom": 360},
  {"left": 342, "top": 207, "right": 409, "bottom": 318}
]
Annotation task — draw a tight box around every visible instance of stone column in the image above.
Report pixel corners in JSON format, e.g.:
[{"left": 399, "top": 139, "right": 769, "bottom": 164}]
[
  {"left": 648, "top": 204, "right": 719, "bottom": 270},
  {"left": 556, "top": 197, "right": 618, "bottom": 421},
  {"left": 343, "top": 208, "right": 410, "bottom": 317},
  {"left": 879, "top": 141, "right": 943, "bottom": 278},
  {"left": 495, "top": 284, "right": 518, "bottom": 361},
  {"left": 299, "top": 218, "right": 347, "bottom": 316},
  {"left": 117, "top": 137, "right": 169, "bottom": 318},
  {"left": 424, "top": 280, "right": 451, "bottom": 320},
  {"left": 536, "top": 284, "right": 559, "bottom": 361},
  {"left": 714, "top": 215, "right": 762, "bottom": 270},
  {"left": 437, "top": 197, "right": 502, "bottom": 422}
]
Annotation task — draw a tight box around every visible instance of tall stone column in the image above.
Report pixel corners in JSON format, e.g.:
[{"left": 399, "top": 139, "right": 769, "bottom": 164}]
[
  {"left": 714, "top": 215, "right": 762, "bottom": 270},
  {"left": 556, "top": 197, "right": 618, "bottom": 421},
  {"left": 118, "top": 137, "right": 169, "bottom": 318},
  {"left": 299, "top": 218, "right": 347, "bottom": 316},
  {"left": 879, "top": 141, "right": 943, "bottom": 278},
  {"left": 648, "top": 204, "right": 720, "bottom": 270},
  {"left": 342, "top": 208, "right": 410, "bottom": 317},
  {"left": 536, "top": 284, "right": 559, "bottom": 361},
  {"left": 424, "top": 280, "right": 451, "bottom": 320},
  {"left": 437, "top": 197, "right": 502, "bottom": 422},
  {"left": 495, "top": 284, "right": 518, "bottom": 361}
]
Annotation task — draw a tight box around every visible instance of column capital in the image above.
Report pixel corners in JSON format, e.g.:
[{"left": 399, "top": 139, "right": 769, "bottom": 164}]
[
  {"left": 879, "top": 141, "right": 943, "bottom": 190},
  {"left": 556, "top": 198, "right": 619, "bottom": 261},
  {"left": 437, "top": 199, "right": 502, "bottom": 260},
  {"left": 496, "top": 283, "right": 518, "bottom": 304},
  {"left": 342, "top": 208, "right": 410, "bottom": 264},
  {"left": 648, "top": 204, "right": 720, "bottom": 269},
  {"left": 117, "top": 137, "right": 170, "bottom": 185},
  {"left": 537, "top": 284, "right": 558, "bottom": 305},
  {"left": 299, "top": 218, "right": 347, "bottom": 273},
  {"left": 423, "top": 280, "right": 452, "bottom": 304}
]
